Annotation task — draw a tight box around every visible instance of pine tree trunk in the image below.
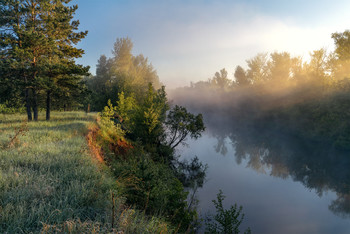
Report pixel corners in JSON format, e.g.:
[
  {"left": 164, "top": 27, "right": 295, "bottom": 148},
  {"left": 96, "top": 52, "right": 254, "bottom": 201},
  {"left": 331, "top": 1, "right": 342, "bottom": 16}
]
[
  {"left": 46, "top": 90, "right": 51, "bottom": 120},
  {"left": 32, "top": 88, "right": 38, "bottom": 121},
  {"left": 25, "top": 88, "right": 32, "bottom": 121}
]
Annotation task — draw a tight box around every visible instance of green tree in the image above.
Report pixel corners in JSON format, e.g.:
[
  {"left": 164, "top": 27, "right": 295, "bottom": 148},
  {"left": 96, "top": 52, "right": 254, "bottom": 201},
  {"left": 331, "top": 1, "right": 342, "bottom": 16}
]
[
  {"left": 132, "top": 84, "right": 168, "bottom": 146},
  {"left": 234, "top": 65, "right": 249, "bottom": 86},
  {"left": 112, "top": 37, "right": 133, "bottom": 73},
  {"left": 211, "top": 68, "right": 232, "bottom": 89},
  {"left": 165, "top": 105, "right": 205, "bottom": 149},
  {"left": 37, "top": 0, "right": 89, "bottom": 120},
  {"left": 86, "top": 55, "right": 114, "bottom": 110},
  {"left": 87, "top": 38, "right": 161, "bottom": 111},
  {"left": 1, "top": 0, "right": 42, "bottom": 120},
  {"left": 332, "top": 30, "right": 350, "bottom": 61},
  {"left": 115, "top": 91, "right": 136, "bottom": 132},
  {"left": 111, "top": 38, "right": 161, "bottom": 100},
  {"left": 0, "top": 0, "right": 88, "bottom": 121},
  {"left": 300, "top": 48, "right": 329, "bottom": 84},
  {"left": 330, "top": 31, "right": 350, "bottom": 80}
]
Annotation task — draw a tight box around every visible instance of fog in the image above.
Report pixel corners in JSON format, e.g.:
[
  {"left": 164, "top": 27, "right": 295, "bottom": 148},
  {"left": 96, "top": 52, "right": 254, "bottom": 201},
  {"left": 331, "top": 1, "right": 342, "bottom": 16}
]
[
  {"left": 168, "top": 48, "right": 350, "bottom": 221},
  {"left": 168, "top": 46, "right": 350, "bottom": 126}
]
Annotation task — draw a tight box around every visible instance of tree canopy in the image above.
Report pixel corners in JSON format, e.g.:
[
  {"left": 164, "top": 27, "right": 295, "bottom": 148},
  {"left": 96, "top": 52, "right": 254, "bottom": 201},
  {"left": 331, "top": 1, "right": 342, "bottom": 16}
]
[
  {"left": 0, "top": 0, "right": 89, "bottom": 120},
  {"left": 87, "top": 37, "right": 161, "bottom": 111}
]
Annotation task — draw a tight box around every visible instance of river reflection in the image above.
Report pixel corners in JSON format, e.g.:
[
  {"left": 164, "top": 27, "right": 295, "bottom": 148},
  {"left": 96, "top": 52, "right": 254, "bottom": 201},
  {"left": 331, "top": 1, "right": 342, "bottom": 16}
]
[
  {"left": 211, "top": 120, "right": 350, "bottom": 218},
  {"left": 180, "top": 116, "right": 350, "bottom": 233}
]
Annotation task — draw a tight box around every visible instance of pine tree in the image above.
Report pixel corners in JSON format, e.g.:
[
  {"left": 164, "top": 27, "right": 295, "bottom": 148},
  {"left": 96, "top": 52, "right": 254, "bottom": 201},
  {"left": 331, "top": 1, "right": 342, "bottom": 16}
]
[
  {"left": 1, "top": 0, "right": 34, "bottom": 120},
  {"left": 40, "top": 1, "right": 89, "bottom": 120},
  {"left": 0, "top": 0, "right": 89, "bottom": 121}
]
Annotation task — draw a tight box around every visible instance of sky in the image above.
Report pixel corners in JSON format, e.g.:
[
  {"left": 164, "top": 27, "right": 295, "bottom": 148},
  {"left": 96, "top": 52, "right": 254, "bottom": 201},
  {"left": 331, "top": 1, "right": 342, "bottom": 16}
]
[{"left": 73, "top": 0, "right": 350, "bottom": 88}]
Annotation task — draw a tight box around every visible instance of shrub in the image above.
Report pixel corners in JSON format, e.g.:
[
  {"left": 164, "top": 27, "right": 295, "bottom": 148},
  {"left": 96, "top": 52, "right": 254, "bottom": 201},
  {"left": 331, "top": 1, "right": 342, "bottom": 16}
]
[
  {"left": 205, "top": 190, "right": 251, "bottom": 234},
  {"left": 111, "top": 152, "right": 196, "bottom": 232}
]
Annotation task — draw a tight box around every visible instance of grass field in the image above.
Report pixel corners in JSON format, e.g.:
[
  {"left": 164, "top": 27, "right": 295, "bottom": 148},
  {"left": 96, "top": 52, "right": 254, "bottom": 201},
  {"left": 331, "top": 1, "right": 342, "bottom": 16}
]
[{"left": 0, "top": 112, "right": 171, "bottom": 233}]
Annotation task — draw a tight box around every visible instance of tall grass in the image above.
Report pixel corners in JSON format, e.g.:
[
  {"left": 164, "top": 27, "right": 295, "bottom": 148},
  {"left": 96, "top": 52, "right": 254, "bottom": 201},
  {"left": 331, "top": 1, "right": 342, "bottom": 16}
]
[{"left": 0, "top": 112, "right": 171, "bottom": 233}]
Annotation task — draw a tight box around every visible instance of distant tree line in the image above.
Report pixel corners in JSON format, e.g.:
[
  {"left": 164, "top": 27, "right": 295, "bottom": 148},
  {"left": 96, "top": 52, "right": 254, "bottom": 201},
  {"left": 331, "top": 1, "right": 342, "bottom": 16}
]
[
  {"left": 172, "top": 30, "right": 350, "bottom": 151},
  {"left": 185, "top": 31, "right": 350, "bottom": 91}
]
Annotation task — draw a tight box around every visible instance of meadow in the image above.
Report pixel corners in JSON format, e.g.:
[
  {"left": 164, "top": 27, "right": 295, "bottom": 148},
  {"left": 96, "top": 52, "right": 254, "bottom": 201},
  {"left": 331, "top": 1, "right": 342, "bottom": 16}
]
[{"left": 0, "top": 112, "right": 170, "bottom": 233}]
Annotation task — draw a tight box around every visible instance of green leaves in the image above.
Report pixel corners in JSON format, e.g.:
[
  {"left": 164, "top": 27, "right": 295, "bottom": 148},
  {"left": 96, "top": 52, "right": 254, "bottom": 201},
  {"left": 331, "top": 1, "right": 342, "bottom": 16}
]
[
  {"left": 86, "top": 38, "right": 162, "bottom": 111},
  {"left": 332, "top": 30, "right": 350, "bottom": 61},
  {"left": 0, "top": 0, "right": 89, "bottom": 120},
  {"left": 98, "top": 99, "right": 126, "bottom": 146},
  {"left": 166, "top": 105, "right": 205, "bottom": 149},
  {"left": 116, "top": 91, "right": 136, "bottom": 128},
  {"left": 205, "top": 190, "right": 251, "bottom": 234}
]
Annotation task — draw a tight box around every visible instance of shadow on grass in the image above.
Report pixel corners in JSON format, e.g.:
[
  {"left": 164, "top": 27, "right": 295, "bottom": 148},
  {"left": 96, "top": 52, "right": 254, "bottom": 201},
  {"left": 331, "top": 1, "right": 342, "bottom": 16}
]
[
  {"left": 0, "top": 122, "right": 88, "bottom": 132},
  {"left": 0, "top": 112, "right": 96, "bottom": 124}
]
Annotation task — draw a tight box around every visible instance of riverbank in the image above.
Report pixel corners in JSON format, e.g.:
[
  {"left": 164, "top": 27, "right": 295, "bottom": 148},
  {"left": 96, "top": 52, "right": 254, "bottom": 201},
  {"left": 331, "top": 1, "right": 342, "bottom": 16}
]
[{"left": 0, "top": 112, "right": 171, "bottom": 233}]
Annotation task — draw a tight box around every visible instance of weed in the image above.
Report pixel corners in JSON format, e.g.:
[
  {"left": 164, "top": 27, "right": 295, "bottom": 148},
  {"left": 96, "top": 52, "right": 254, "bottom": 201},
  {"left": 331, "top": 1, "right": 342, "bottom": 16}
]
[{"left": 2, "top": 120, "right": 28, "bottom": 149}]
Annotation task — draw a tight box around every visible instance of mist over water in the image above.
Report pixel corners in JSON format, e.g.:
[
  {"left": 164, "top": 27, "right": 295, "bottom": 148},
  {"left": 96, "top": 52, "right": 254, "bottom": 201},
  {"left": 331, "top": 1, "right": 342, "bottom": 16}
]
[
  {"left": 170, "top": 81, "right": 350, "bottom": 233},
  {"left": 163, "top": 31, "right": 350, "bottom": 232},
  {"left": 176, "top": 111, "right": 350, "bottom": 233}
]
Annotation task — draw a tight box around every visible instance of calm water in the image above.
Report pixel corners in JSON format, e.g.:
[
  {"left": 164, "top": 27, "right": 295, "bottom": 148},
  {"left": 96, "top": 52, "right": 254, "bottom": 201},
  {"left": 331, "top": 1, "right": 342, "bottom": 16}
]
[{"left": 179, "top": 119, "right": 350, "bottom": 234}]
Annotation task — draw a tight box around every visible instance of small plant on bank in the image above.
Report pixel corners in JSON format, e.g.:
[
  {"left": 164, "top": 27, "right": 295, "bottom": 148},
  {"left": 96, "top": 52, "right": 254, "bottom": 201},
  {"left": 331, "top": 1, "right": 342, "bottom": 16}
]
[
  {"left": 2, "top": 120, "right": 28, "bottom": 149},
  {"left": 205, "top": 190, "right": 251, "bottom": 234}
]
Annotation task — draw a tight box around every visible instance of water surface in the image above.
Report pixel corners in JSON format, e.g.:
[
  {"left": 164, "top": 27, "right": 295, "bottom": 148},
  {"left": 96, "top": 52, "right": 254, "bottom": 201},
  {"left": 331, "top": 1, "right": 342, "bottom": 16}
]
[{"left": 179, "top": 119, "right": 350, "bottom": 233}]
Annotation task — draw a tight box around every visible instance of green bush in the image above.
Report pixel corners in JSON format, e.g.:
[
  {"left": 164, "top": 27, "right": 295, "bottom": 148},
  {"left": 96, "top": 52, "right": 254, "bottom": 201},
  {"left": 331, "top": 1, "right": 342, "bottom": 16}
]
[
  {"left": 205, "top": 190, "right": 251, "bottom": 234},
  {"left": 111, "top": 151, "right": 196, "bottom": 232},
  {"left": 0, "top": 102, "right": 25, "bottom": 114}
]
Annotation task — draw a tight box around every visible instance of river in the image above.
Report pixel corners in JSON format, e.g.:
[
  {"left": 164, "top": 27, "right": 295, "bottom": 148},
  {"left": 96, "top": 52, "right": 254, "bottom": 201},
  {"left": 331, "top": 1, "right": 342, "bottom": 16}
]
[{"left": 178, "top": 116, "right": 350, "bottom": 233}]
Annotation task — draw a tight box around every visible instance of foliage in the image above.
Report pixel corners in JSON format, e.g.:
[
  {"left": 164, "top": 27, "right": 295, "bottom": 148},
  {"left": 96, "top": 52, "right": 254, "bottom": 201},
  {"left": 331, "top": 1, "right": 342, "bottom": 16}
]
[
  {"left": 97, "top": 85, "right": 169, "bottom": 152},
  {"left": 175, "top": 156, "right": 207, "bottom": 189},
  {"left": 166, "top": 105, "right": 205, "bottom": 149},
  {"left": 332, "top": 30, "right": 350, "bottom": 61},
  {"left": 278, "top": 81, "right": 350, "bottom": 149},
  {"left": 205, "top": 190, "right": 251, "bottom": 234},
  {"left": 98, "top": 114, "right": 126, "bottom": 147},
  {"left": 95, "top": 105, "right": 200, "bottom": 231},
  {"left": 171, "top": 29, "right": 350, "bottom": 152},
  {"left": 246, "top": 52, "right": 269, "bottom": 84},
  {"left": 0, "top": 102, "right": 25, "bottom": 114},
  {"left": 97, "top": 100, "right": 132, "bottom": 156},
  {"left": 115, "top": 91, "right": 137, "bottom": 131},
  {"left": 86, "top": 38, "right": 161, "bottom": 111},
  {"left": 234, "top": 66, "right": 249, "bottom": 86},
  {"left": 110, "top": 153, "right": 196, "bottom": 231},
  {"left": 46, "top": 35, "right": 208, "bottom": 231},
  {"left": 210, "top": 68, "right": 232, "bottom": 90},
  {"left": 131, "top": 84, "right": 168, "bottom": 146},
  {"left": 94, "top": 81, "right": 207, "bottom": 231},
  {"left": 0, "top": 0, "right": 89, "bottom": 121},
  {"left": 99, "top": 83, "right": 206, "bottom": 160},
  {"left": 174, "top": 156, "right": 208, "bottom": 211}
]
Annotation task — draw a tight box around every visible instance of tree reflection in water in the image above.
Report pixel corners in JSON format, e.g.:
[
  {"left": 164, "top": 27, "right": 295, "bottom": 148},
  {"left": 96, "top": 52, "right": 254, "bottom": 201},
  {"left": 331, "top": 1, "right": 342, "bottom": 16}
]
[{"left": 208, "top": 120, "right": 350, "bottom": 218}]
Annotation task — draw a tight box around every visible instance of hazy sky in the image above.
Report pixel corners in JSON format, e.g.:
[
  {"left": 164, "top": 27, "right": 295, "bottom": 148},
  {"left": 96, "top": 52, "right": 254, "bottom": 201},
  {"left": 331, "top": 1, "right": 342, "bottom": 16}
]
[{"left": 73, "top": 0, "right": 350, "bottom": 88}]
